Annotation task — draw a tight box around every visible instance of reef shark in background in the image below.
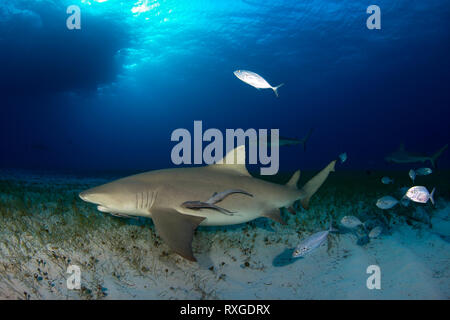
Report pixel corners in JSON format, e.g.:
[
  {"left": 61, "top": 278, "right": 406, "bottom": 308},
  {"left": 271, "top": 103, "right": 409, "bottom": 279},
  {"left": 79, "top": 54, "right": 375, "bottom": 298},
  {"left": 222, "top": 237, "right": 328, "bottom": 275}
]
[
  {"left": 255, "top": 128, "right": 314, "bottom": 151},
  {"left": 79, "top": 145, "right": 336, "bottom": 261},
  {"left": 385, "top": 144, "right": 448, "bottom": 168}
]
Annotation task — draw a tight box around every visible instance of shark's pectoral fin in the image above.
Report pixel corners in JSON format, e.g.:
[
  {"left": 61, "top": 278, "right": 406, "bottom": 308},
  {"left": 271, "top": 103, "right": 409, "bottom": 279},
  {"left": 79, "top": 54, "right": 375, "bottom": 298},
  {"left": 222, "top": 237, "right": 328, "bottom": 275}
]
[
  {"left": 261, "top": 208, "right": 287, "bottom": 225},
  {"left": 151, "top": 208, "right": 205, "bottom": 262}
]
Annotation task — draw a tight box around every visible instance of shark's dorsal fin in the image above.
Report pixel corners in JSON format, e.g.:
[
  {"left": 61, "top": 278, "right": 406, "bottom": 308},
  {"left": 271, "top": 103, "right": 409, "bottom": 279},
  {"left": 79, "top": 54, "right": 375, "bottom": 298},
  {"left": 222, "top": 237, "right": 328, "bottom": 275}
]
[
  {"left": 210, "top": 145, "right": 250, "bottom": 176},
  {"left": 398, "top": 143, "right": 405, "bottom": 151},
  {"left": 286, "top": 170, "right": 300, "bottom": 188}
]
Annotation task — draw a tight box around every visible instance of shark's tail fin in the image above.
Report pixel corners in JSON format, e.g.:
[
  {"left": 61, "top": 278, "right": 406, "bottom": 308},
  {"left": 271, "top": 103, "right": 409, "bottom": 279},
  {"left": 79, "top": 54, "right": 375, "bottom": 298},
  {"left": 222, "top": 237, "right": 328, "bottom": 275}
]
[
  {"left": 431, "top": 144, "right": 448, "bottom": 168},
  {"left": 299, "top": 160, "right": 336, "bottom": 210},
  {"left": 286, "top": 170, "right": 301, "bottom": 188},
  {"left": 300, "top": 128, "right": 314, "bottom": 152},
  {"left": 272, "top": 83, "right": 284, "bottom": 97}
]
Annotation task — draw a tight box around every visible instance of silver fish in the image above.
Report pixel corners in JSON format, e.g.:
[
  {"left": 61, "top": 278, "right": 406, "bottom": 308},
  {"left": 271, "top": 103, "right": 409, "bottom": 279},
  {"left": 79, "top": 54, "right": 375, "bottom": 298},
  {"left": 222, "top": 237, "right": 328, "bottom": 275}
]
[
  {"left": 340, "top": 216, "right": 363, "bottom": 229},
  {"left": 292, "top": 220, "right": 335, "bottom": 258},
  {"left": 405, "top": 186, "right": 435, "bottom": 205},
  {"left": 339, "top": 152, "right": 347, "bottom": 163},
  {"left": 415, "top": 168, "right": 432, "bottom": 176},
  {"left": 368, "top": 226, "right": 383, "bottom": 238},
  {"left": 381, "top": 177, "right": 394, "bottom": 184},
  {"left": 409, "top": 169, "right": 416, "bottom": 183},
  {"left": 376, "top": 196, "right": 399, "bottom": 209},
  {"left": 233, "top": 70, "right": 284, "bottom": 97}
]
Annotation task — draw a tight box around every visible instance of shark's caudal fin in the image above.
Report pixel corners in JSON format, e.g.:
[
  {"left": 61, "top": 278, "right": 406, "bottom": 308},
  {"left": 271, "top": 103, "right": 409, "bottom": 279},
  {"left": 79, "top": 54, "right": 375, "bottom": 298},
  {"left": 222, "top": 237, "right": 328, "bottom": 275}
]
[
  {"left": 299, "top": 160, "right": 336, "bottom": 210},
  {"left": 272, "top": 83, "right": 284, "bottom": 97},
  {"left": 430, "top": 144, "right": 448, "bottom": 168},
  {"left": 286, "top": 170, "right": 301, "bottom": 188},
  {"left": 300, "top": 128, "right": 314, "bottom": 152}
]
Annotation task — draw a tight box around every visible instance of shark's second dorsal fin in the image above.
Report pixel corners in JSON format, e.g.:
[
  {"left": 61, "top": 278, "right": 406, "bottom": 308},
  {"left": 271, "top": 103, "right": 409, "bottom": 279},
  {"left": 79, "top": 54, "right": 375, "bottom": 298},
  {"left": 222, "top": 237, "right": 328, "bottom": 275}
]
[{"left": 210, "top": 145, "right": 250, "bottom": 176}]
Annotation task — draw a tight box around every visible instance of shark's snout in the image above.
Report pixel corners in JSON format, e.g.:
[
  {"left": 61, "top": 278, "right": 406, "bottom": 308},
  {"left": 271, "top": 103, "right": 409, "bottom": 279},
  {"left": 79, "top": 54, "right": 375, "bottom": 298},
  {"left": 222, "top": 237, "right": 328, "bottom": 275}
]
[{"left": 79, "top": 191, "right": 89, "bottom": 201}]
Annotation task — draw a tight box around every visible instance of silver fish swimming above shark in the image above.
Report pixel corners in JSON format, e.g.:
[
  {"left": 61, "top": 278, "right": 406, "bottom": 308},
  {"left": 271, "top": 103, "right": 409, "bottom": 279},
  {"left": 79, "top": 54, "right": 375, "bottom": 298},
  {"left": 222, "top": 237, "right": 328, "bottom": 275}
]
[
  {"left": 385, "top": 144, "right": 448, "bottom": 168},
  {"left": 79, "top": 145, "right": 336, "bottom": 261},
  {"left": 233, "top": 70, "right": 284, "bottom": 97}
]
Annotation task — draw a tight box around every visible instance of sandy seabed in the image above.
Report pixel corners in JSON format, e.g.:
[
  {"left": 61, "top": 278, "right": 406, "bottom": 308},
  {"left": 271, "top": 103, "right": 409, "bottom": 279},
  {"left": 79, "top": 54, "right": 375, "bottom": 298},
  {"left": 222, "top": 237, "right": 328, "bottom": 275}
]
[{"left": 0, "top": 169, "right": 449, "bottom": 300}]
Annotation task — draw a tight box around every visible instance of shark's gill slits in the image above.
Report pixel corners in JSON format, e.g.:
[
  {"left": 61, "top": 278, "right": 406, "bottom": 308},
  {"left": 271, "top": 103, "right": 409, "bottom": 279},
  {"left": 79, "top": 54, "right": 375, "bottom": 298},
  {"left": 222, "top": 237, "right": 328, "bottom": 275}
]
[
  {"left": 134, "top": 190, "right": 156, "bottom": 210},
  {"left": 148, "top": 190, "right": 157, "bottom": 210}
]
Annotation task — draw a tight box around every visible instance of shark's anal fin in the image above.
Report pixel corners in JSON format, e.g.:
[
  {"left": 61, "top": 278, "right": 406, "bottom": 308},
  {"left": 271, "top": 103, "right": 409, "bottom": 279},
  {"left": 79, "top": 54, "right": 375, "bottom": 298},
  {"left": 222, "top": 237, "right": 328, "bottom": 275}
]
[
  {"left": 261, "top": 208, "right": 287, "bottom": 225},
  {"left": 151, "top": 208, "right": 206, "bottom": 262}
]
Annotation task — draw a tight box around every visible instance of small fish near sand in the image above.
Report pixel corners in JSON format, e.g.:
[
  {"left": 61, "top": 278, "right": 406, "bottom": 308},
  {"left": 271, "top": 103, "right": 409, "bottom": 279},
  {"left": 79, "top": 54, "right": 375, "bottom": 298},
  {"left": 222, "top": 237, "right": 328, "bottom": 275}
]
[
  {"left": 340, "top": 216, "right": 364, "bottom": 229},
  {"left": 381, "top": 177, "right": 394, "bottom": 184},
  {"left": 233, "top": 70, "right": 284, "bottom": 97},
  {"left": 339, "top": 152, "right": 347, "bottom": 164},
  {"left": 376, "top": 196, "right": 399, "bottom": 209},
  {"left": 368, "top": 226, "right": 383, "bottom": 238},
  {"left": 415, "top": 168, "right": 432, "bottom": 176},
  {"left": 405, "top": 186, "right": 435, "bottom": 205},
  {"left": 409, "top": 169, "right": 416, "bottom": 183},
  {"left": 292, "top": 220, "right": 336, "bottom": 258}
]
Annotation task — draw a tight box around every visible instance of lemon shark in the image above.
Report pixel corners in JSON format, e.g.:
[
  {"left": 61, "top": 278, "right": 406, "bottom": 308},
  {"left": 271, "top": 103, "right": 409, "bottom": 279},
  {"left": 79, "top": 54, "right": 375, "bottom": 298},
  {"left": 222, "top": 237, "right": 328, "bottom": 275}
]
[
  {"left": 385, "top": 144, "right": 448, "bottom": 168},
  {"left": 79, "top": 145, "right": 336, "bottom": 261}
]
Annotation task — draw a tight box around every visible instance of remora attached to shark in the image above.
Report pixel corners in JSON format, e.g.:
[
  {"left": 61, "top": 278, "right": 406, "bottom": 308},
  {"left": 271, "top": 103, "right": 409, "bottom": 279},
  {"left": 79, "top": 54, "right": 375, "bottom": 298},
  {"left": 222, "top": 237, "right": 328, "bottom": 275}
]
[
  {"left": 79, "top": 145, "right": 336, "bottom": 261},
  {"left": 385, "top": 144, "right": 448, "bottom": 168}
]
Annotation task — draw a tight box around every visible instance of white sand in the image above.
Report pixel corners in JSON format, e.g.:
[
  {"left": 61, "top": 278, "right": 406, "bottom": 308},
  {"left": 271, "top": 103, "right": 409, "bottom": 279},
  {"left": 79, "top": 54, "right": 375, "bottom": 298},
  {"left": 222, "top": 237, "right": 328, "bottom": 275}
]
[{"left": 0, "top": 173, "right": 449, "bottom": 300}]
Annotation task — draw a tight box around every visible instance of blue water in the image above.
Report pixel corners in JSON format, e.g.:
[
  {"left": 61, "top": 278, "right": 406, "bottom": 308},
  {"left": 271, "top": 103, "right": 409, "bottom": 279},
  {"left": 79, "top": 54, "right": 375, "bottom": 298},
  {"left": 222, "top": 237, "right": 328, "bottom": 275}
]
[{"left": 1, "top": 0, "right": 449, "bottom": 173}]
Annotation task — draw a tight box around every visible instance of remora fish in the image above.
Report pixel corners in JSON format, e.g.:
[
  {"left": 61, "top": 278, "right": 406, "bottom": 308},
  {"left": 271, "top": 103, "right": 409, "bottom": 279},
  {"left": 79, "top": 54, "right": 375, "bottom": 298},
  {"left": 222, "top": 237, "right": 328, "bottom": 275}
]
[
  {"left": 255, "top": 128, "right": 314, "bottom": 151},
  {"left": 233, "top": 70, "right": 284, "bottom": 97},
  {"left": 292, "top": 219, "right": 335, "bottom": 258},
  {"left": 385, "top": 144, "right": 448, "bottom": 168},
  {"left": 79, "top": 145, "right": 336, "bottom": 261}
]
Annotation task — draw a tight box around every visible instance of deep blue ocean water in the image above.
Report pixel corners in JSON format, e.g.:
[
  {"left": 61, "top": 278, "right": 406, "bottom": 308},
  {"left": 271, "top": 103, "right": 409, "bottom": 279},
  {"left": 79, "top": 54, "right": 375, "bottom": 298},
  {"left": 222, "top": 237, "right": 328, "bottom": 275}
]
[{"left": 1, "top": 0, "right": 449, "bottom": 173}]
